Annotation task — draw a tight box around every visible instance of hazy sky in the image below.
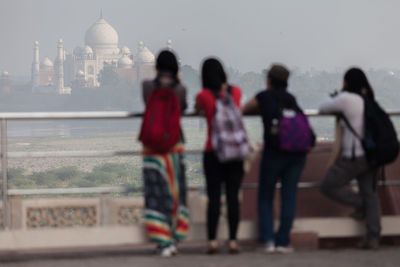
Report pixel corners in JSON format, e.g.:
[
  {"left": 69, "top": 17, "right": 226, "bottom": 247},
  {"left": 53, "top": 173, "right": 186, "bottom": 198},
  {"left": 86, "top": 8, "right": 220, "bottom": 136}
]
[{"left": 1, "top": 0, "right": 400, "bottom": 76}]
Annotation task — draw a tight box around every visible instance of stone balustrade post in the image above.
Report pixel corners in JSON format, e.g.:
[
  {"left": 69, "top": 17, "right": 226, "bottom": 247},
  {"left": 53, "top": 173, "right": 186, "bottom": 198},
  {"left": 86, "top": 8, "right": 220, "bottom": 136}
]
[
  {"left": 10, "top": 195, "right": 22, "bottom": 230},
  {"left": 100, "top": 193, "right": 113, "bottom": 226}
]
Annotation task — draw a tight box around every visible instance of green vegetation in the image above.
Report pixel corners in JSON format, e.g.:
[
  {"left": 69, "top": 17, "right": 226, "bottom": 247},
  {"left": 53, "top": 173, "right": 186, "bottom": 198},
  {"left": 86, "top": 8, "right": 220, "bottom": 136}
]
[
  {"left": 6, "top": 163, "right": 143, "bottom": 190},
  {"left": 5, "top": 160, "right": 205, "bottom": 191}
]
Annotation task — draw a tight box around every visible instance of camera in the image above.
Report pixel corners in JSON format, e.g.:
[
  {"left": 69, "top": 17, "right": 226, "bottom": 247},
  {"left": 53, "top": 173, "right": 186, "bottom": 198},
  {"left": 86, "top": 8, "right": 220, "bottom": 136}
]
[{"left": 330, "top": 90, "right": 339, "bottom": 97}]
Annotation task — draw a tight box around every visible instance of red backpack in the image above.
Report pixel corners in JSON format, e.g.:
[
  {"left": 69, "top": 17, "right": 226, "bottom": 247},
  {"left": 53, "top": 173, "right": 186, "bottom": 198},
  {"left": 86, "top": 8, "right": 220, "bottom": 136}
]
[{"left": 139, "top": 86, "right": 181, "bottom": 152}]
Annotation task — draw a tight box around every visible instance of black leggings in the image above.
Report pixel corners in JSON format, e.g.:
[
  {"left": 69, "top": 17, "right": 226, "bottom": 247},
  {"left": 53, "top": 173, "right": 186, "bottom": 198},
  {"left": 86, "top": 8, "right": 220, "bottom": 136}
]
[{"left": 203, "top": 151, "right": 244, "bottom": 241}]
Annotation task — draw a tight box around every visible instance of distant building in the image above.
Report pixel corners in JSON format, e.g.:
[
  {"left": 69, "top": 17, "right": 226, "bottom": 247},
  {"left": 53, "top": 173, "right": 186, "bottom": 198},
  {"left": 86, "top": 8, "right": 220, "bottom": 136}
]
[
  {"left": 32, "top": 39, "right": 71, "bottom": 94},
  {"left": 39, "top": 57, "right": 55, "bottom": 87},
  {"left": 31, "top": 13, "right": 167, "bottom": 94},
  {"left": 0, "top": 71, "right": 12, "bottom": 93}
]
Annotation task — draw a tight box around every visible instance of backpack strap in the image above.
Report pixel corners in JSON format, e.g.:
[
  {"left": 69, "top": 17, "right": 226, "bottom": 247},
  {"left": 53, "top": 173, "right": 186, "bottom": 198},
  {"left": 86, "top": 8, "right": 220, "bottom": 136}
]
[
  {"left": 211, "top": 85, "right": 232, "bottom": 99},
  {"left": 227, "top": 85, "right": 232, "bottom": 94},
  {"left": 340, "top": 114, "right": 362, "bottom": 140},
  {"left": 340, "top": 114, "right": 362, "bottom": 160},
  {"left": 273, "top": 90, "right": 303, "bottom": 114},
  {"left": 153, "top": 76, "right": 178, "bottom": 91}
]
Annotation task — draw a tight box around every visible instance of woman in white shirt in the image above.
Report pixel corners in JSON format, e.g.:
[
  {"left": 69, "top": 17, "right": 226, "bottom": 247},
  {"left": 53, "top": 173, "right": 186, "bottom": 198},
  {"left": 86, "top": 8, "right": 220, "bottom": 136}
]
[{"left": 319, "top": 68, "right": 381, "bottom": 250}]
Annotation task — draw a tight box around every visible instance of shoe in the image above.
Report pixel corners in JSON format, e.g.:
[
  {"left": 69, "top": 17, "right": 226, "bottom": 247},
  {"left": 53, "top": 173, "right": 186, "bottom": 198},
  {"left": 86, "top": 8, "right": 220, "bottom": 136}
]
[
  {"left": 169, "top": 244, "right": 178, "bottom": 255},
  {"left": 228, "top": 241, "right": 240, "bottom": 254},
  {"left": 264, "top": 242, "right": 276, "bottom": 254},
  {"left": 276, "top": 246, "right": 294, "bottom": 254},
  {"left": 206, "top": 245, "right": 220, "bottom": 254},
  {"left": 349, "top": 207, "right": 365, "bottom": 221},
  {"left": 206, "top": 246, "right": 219, "bottom": 254},
  {"left": 206, "top": 240, "right": 219, "bottom": 255},
  {"left": 228, "top": 247, "right": 240, "bottom": 254},
  {"left": 357, "top": 237, "right": 380, "bottom": 250},
  {"left": 160, "top": 246, "right": 172, "bottom": 257}
]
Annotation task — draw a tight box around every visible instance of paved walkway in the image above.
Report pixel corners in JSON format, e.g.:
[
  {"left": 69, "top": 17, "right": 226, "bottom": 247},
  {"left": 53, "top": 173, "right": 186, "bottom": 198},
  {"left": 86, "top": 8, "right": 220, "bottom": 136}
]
[{"left": 2, "top": 246, "right": 400, "bottom": 267}]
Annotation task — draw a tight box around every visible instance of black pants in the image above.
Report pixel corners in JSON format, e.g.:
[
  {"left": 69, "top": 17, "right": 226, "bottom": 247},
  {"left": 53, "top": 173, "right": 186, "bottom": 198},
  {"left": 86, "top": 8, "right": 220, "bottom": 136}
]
[{"left": 203, "top": 151, "right": 244, "bottom": 240}]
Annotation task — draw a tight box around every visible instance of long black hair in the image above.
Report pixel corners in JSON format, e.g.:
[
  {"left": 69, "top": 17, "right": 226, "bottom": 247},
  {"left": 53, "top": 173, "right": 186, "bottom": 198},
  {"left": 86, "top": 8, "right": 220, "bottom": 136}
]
[
  {"left": 155, "top": 50, "right": 179, "bottom": 83},
  {"left": 343, "top": 68, "right": 375, "bottom": 99},
  {"left": 201, "top": 58, "right": 227, "bottom": 92}
]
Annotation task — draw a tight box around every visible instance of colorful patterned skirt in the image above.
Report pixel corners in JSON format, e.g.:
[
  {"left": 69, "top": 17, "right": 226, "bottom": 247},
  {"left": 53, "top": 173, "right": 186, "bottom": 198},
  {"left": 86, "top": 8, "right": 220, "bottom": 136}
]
[{"left": 142, "top": 145, "right": 189, "bottom": 246}]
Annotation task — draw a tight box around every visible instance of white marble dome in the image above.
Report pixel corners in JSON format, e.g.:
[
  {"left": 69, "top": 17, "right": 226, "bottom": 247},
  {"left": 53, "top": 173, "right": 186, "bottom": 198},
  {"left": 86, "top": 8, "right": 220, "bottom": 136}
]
[
  {"left": 118, "top": 55, "right": 133, "bottom": 68},
  {"left": 136, "top": 42, "right": 155, "bottom": 64},
  {"left": 85, "top": 18, "right": 119, "bottom": 54},
  {"left": 41, "top": 57, "right": 54, "bottom": 69},
  {"left": 84, "top": 45, "right": 93, "bottom": 55},
  {"left": 167, "top": 39, "right": 173, "bottom": 51},
  {"left": 120, "top": 46, "right": 131, "bottom": 55}
]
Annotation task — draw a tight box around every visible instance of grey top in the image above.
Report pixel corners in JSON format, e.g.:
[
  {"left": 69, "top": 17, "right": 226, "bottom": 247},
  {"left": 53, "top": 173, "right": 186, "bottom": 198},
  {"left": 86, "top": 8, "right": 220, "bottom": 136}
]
[{"left": 142, "top": 79, "right": 188, "bottom": 112}]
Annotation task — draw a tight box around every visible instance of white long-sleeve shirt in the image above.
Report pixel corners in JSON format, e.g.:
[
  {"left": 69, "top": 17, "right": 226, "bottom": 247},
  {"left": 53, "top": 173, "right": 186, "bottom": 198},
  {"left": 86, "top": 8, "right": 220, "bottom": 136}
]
[{"left": 319, "top": 92, "right": 364, "bottom": 158}]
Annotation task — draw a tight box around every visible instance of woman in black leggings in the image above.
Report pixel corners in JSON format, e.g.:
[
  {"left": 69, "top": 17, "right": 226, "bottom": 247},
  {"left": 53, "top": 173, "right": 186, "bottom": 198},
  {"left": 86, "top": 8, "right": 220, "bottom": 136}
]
[{"left": 195, "top": 58, "right": 244, "bottom": 254}]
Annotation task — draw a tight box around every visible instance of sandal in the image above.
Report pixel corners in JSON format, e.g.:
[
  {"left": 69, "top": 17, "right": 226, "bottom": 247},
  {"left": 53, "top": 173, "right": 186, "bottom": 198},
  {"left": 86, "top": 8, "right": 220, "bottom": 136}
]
[
  {"left": 228, "top": 241, "right": 240, "bottom": 254},
  {"left": 206, "top": 241, "right": 219, "bottom": 255}
]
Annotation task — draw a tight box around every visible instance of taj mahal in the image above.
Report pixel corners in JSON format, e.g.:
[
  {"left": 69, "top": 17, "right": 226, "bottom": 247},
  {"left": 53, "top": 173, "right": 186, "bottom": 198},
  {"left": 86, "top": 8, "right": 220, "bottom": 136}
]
[{"left": 31, "top": 13, "right": 170, "bottom": 94}]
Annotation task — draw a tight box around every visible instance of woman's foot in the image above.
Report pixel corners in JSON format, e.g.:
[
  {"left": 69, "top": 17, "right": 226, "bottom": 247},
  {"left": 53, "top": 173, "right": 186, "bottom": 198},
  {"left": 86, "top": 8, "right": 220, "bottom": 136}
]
[
  {"left": 169, "top": 244, "right": 178, "bottom": 255},
  {"left": 357, "top": 237, "right": 380, "bottom": 250},
  {"left": 275, "top": 245, "right": 294, "bottom": 254},
  {"left": 206, "top": 240, "right": 219, "bottom": 254},
  {"left": 228, "top": 240, "right": 240, "bottom": 254},
  {"left": 157, "top": 245, "right": 173, "bottom": 257},
  {"left": 264, "top": 241, "right": 276, "bottom": 254}
]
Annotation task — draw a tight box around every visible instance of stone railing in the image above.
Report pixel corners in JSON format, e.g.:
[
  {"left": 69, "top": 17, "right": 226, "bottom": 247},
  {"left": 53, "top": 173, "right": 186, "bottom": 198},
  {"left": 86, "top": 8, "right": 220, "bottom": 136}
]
[
  {"left": 5, "top": 192, "right": 210, "bottom": 231},
  {"left": 0, "top": 111, "right": 399, "bottom": 251}
]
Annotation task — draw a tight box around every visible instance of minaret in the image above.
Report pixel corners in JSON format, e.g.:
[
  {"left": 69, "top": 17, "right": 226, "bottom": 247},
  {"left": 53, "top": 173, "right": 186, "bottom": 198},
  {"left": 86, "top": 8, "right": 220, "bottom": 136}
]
[
  {"left": 136, "top": 41, "right": 143, "bottom": 88},
  {"left": 166, "top": 39, "right": 181, "bottom": 65},
  {"left": 167, "top": 39, "right": 172, "bottom": 51},
  {"left": 31, "top": 41, "right": 40, "bottom": 87},
  {"left": 55, "top": 38, "right": 64, "bottom": 93},
  {"left": 138, "top": 41, "right": 144, "bottom": 55}
]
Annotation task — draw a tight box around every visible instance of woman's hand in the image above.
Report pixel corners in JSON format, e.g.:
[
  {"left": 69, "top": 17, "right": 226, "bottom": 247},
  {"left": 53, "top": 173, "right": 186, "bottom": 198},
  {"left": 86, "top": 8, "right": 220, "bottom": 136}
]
[{"left": 242, "top": 97, "right": 260, "bottom": 115}]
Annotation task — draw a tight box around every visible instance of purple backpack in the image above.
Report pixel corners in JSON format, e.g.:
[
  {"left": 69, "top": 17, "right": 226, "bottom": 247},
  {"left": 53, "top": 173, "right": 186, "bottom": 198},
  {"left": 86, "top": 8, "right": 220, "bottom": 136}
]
[{"left": 276, "top": 108, "right": 315, "bottom": 152}]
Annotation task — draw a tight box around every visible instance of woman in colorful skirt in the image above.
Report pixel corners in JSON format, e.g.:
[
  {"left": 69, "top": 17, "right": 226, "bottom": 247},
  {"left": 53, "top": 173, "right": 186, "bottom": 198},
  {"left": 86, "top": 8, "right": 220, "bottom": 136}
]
[{"left": 141, "top": 50, "right": 189, "bottom": 257}]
